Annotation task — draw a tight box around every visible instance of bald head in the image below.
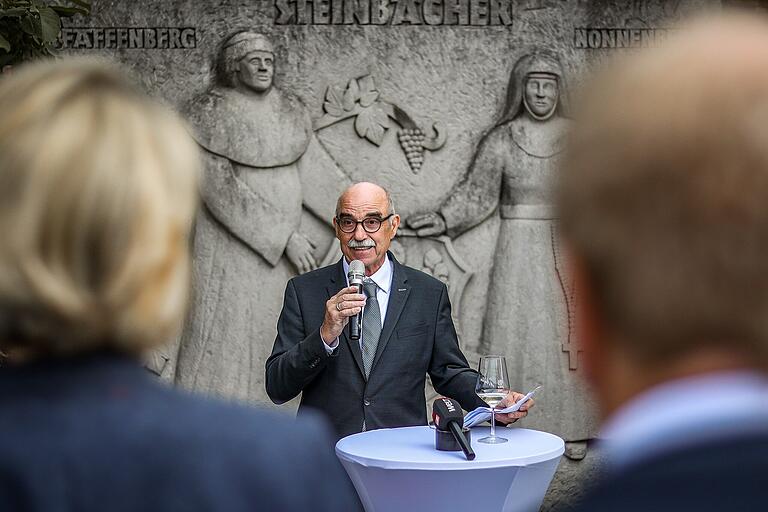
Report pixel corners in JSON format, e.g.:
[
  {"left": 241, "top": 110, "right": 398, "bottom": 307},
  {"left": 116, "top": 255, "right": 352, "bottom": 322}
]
[
  {"left": 560, "top": 13, "right": 768, "bottom": 372},
  {"left": 334, "top": 182, "right": 400, "bottom": 275},
  {"left": 336, "top": 182, "right": 395, "bottom": 218}
]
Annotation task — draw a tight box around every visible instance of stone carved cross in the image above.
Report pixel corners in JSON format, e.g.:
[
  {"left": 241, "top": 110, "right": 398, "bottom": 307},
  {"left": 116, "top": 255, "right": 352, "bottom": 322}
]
[
  {"left": 552, "top": 224, "right": 581, "bottom": 371},
  {"left": 562, "top": 337, "right": 581, "bottom": 371}
]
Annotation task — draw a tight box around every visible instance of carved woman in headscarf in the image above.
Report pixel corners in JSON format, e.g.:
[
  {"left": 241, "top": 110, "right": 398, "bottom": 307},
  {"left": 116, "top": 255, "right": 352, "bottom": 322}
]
[
  {"left": 408, "top": 51, "right": 597, "bottom": 447},
  {"left": 175, "top": 31, "right": 348, "bottom": 403}
]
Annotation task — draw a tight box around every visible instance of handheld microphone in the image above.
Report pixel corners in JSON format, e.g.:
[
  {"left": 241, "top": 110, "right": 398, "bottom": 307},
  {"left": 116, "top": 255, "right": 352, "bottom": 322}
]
[
  {"left": 347, "top": 260, "right": 365, "bottom": 341},
  {"left": 432, "top": 397, "right": 475, "bottom": 461}
]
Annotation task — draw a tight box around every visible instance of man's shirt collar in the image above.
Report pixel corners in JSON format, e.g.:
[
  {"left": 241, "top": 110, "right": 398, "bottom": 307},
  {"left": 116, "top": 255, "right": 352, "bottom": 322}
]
[{"left": 343, "top": 255, "right": 392, "bottom": 294}]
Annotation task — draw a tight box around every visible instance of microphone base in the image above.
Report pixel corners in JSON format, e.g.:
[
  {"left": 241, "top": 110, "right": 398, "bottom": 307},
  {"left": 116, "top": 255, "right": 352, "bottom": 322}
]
[{"left": 435, "top": 427, "right": 472, "bottom": 451}]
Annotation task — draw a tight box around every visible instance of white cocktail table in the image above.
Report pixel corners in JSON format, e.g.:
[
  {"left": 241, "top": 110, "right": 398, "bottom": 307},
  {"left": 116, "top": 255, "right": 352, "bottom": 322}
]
[{"left": 336, "top": 425, "right": 564, "bottom": 511}]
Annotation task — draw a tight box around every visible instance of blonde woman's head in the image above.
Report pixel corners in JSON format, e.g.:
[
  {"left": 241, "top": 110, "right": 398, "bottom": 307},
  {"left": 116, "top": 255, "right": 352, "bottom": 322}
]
[{"left": 0, "top": 58, "right": 199, "bottom": 360}]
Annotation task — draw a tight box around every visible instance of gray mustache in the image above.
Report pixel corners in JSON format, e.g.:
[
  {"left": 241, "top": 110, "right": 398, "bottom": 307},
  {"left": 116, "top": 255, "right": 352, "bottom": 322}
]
[{"left": 348, "top": 239, "right": 375, "bottom": 249}]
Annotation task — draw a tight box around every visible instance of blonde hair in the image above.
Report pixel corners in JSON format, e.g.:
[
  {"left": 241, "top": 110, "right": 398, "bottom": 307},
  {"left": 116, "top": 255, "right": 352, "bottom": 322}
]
[
  {"left": 0, "top": 58, "right": 199, "bottom": 360},
  {"left": 558, "top": 14, "right": 768, "bottom": 368}
]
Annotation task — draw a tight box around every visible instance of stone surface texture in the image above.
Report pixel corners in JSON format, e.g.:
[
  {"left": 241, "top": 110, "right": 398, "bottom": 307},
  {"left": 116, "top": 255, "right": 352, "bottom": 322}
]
[{"left": 64, "top": 1, "right": 716, "bottom": 508}]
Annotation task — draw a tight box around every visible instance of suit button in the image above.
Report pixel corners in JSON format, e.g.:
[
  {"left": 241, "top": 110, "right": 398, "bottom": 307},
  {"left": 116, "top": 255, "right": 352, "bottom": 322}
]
[{"left": 364, "top": 398, "right": 371, "bottom": 406}]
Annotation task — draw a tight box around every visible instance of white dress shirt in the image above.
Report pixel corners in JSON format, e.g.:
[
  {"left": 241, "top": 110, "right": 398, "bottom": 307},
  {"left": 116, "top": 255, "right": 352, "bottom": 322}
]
[
  {"left": 322, "top": 255, "right": 393, "bottom": 353},
  {"left": 598, "top": 370, "right": 768, "bottom": 471}
]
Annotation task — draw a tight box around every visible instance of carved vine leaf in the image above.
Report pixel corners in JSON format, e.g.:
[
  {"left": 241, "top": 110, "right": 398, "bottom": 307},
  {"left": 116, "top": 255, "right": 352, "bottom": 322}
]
[
  {"left": 342, "top": 78, "right": 360, "bottom": 112},
  {"left": 358, "top": 75, "right": 379, "bottom": 107},
  {"left": 354, "top": 103, "right": 389, "bottom": 146},
  {"left": 323, "top": 85, "right": 345, "bottom": 117}
]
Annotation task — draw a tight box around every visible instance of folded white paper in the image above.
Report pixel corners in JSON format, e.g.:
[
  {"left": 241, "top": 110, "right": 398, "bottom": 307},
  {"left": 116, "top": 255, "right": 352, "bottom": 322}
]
[
  {"left": 463, "top": 387, "right": 539, "bottom": 428},
  {"left": 464, "top": 406, "right": 515, "bottom": 428}
]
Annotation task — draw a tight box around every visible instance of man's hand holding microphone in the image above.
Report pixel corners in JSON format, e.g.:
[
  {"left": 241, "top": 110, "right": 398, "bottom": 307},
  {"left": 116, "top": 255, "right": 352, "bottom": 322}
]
[
  {"left": 320, "top": 286, "right": 366, "bottom": 345},
  {"left": 320, "top": 260, "right": 367, "bottom": 345}
]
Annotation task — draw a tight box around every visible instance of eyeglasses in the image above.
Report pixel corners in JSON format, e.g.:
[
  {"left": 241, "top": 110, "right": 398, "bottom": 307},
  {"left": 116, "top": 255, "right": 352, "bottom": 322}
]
[{"left": 335, "top": 214, "right": 394, "bottom": 233}]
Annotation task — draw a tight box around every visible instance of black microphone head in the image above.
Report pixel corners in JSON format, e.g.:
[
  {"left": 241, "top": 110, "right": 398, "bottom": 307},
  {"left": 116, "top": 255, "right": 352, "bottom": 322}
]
[
  {"left": 348, "top": 260, "right": 365, "bottom": 283},
  {"left": 432, "top": 397, "right": 464, "bottom": 431}
]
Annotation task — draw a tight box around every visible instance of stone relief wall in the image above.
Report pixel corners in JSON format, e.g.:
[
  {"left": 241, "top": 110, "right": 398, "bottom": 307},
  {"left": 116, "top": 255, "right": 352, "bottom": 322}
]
[
  {"left": 405, "top": 49, "right": 600, "bottom": 445},
  {"left": 175, "top": 31, "right": 350, "bottom": 402},
  {"left": 61, "top": 0, "right": 721, "bottom": 507}
]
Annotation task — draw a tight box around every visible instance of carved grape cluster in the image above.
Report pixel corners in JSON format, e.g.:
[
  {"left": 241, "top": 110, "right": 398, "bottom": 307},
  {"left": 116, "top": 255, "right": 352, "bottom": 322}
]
[{"left": 397, "top": 127, "right": 425, "bottom": 172}]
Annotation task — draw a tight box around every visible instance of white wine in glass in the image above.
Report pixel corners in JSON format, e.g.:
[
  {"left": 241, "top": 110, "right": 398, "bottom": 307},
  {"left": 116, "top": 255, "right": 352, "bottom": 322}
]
[
  {"left": 476, "top": 391, "right": 506, "bottom": 409},
  {"left": 475, "top": 355, "right": 510, "bottom": 444}
]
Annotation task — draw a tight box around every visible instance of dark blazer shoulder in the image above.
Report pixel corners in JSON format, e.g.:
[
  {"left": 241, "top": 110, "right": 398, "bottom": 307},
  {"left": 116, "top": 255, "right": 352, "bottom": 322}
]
[
  {"left": 0, "top": 358, "right": 360, "bottom": 512},
  {"left": 570, "top": 432, "right": 768, "bottom": 512}
]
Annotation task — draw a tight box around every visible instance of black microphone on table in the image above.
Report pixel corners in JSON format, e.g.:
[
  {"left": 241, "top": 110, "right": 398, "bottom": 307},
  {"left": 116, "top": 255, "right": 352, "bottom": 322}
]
[
  {"left": 347, "top": 260, "right": 365, "bottom": 341},
  {"left": 432, "top": 397, "right": 475, "bottom": 461}
]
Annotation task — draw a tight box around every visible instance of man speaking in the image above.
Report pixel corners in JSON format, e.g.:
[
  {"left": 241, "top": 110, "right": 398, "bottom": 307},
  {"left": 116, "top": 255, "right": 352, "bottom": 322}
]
[{"left": 266, "top": 182, "right": 532, "bottom": 438}]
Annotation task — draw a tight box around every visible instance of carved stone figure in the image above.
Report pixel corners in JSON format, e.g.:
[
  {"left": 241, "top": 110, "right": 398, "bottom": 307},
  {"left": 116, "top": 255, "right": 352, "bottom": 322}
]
[
  {"left": 408, "top": 51, "right": 598, "bottom": 445},
  {"left": 175, "top": 31, "right": 348, "bottom": 403}
]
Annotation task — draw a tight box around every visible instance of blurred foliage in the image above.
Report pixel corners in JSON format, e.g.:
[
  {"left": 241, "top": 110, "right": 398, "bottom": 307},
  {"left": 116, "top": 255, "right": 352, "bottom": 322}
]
[{"left": 0, "top": 0, "right": 91, "bottom": 69}]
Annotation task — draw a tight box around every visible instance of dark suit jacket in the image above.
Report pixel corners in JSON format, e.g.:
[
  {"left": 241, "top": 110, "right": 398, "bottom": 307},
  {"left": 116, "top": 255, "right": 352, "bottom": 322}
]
[
  {"left": 265, "top": 254, "right": 486, "bottom": 439},
  {"left": 0, "top": 353, "right": 359, "bottom": 512},
  {"left": 566, "top": 433, "right": 768, "bottom": 512}
]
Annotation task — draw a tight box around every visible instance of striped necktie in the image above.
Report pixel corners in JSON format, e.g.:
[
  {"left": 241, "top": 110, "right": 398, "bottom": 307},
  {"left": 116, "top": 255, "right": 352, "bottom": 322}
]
[{"left": 361, "top": 278, "right": 382, "bottom": 378}]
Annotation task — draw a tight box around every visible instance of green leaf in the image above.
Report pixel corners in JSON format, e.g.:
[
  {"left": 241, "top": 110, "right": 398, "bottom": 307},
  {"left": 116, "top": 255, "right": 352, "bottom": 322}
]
[
  {"left": 68, "top": 0, "right": 91, "bottom": 10},
  {"left": 0, "top": 8, "right": 28, "bottom": 17},
  {"left": 19, "top": 14, "right": 42, "bottom": 39},
  {"left": 38, "top": 6, "right": 60, "bottom": 43},
  {"left": 0, "top": 32, "right": 10, "bottom": 52},
  {"left": 0, "top": 51, "right": 15, "bottom": 67},
  {"left": 50, "top": 6, "right": 88, "bottom": 17}
]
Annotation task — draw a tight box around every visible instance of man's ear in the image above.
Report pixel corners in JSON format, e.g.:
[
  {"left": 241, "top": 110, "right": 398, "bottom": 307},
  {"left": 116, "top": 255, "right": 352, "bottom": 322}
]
[{"left": 390, "top": 214, "right": 401, "bottom": 238}]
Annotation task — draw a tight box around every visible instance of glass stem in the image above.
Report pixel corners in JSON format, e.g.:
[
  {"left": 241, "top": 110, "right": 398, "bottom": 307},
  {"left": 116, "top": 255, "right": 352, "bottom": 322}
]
[{"left": 490, "top": 408, "right": 496, "bottom": 439}]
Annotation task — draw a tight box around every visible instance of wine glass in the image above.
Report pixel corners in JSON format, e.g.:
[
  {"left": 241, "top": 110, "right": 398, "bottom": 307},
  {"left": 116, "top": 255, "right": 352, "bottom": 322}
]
[{"left": 475, "top": 355, "right": 510, "bottom": 444}]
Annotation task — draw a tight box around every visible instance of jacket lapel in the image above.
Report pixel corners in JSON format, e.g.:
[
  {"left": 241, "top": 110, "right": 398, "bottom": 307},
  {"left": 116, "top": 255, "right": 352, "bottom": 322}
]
[
  {"left": 370, "top": 255, "right": 410, "bottom": 376},
  {"left": 327, "top": 259, "right": 365, "bottom": 377}
]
